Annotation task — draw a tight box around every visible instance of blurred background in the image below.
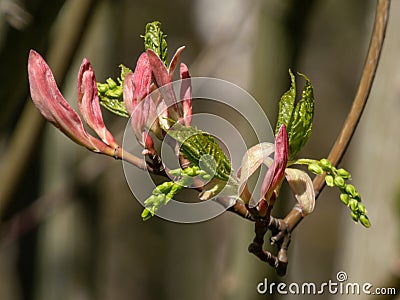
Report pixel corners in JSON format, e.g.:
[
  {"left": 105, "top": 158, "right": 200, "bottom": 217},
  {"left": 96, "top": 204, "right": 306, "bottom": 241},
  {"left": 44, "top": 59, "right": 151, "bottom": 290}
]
[{"left": 0, "top": 0, "right": 399, "bottom": 299}]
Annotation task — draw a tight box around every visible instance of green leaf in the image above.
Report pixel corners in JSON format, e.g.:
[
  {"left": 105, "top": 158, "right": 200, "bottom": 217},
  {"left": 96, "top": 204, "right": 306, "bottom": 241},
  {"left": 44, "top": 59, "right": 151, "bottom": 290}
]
[
  {"left": 286, "top": 73, "right": 314, "bottom": 160},
  {"left": 142, "top": 21, "right": 168, "bottom": 66},
  {"left": 166, "top": 122, "right": 232, "bottom": 181},
  {"left": 275, "top": 69, "right": 296, "bottom": 135},
  {"left": 97, "top": 64, "right": 132, "bottom": 118}
]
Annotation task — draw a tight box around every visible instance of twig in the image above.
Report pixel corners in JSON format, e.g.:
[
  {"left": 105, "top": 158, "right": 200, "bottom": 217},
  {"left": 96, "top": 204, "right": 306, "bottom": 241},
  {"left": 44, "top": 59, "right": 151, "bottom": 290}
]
[
  {"left": 241, "top": 0, "right": 391, "bottom": 275},
  {"left": 283, "top": 0, "right": 391, "bottom": 233}
]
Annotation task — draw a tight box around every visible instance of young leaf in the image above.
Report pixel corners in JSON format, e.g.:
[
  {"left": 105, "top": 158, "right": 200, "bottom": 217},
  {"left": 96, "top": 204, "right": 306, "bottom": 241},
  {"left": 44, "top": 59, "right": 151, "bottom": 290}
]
[
  {"left": 286, "top": 73, "right": 314, "bottom": 160},
  {"left": 142, "top": 21, "right": 168, "bottom": 66},
  {"left": 275, "top": 69, "right": 296, "bottom": 135},
  {"left": 97, "top": 64, "right": 132, "bottom": 117},
  {"left": 166, "top": 122, "right": 232, "bottom": 181}
]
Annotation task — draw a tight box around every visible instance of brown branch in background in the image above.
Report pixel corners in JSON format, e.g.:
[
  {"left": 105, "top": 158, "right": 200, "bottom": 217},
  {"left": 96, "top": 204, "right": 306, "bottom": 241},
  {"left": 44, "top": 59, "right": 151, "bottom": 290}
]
[
  {"left": 283, "top": 0, "right": 391, "bottom": 233},
  {"left": 0, "top": 0, "right": 97, "bottom": 219},
  {"left": 241, "top": 0, "right": 391, "bottom": 275}
]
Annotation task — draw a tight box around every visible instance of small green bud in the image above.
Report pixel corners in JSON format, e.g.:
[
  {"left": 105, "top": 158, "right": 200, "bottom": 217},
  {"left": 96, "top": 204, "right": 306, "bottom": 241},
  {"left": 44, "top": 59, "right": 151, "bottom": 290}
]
[
  {"left": 334, "top": 176, "right": 345, "bottom": 188},
  {"left": 353, "top": 192, "right": 361, "bottom": 202},
  {"left": 106, "top": 78, "right": 117, "bottom": 89},
  {"left": 183, "top": 166, "right": 199, "bottom": 177},
  {"left": 337, "top": 168, "right": 351, "bottom": 179},
  {"left": 345, "top": 184, "right": 357, "bottom": 197},
  {"left": 169, "top": 168, "right": 182, "bottom": 176},
  {"left": 359, "top": 215, "right": 371, "bottom": 228},
  {"left": 141, "top": 208, "right": 153, "bottom": 221},
  {"left": 320, "top": 158, "right": 332, "bottom": 171},
  {"left": 340, "top": 193, "right": 349, "bottom": 205},
  {"left": 349, "top": 199, "right": 358, "bottom": 212},
  {"left": 308, "top": 163, "right": 323, "bottom": 175},
  {"left": 201, "top": 173, "right": 211, "bottom": 180},
  {"left": 325, "top": 175, "right": 334, "bottom": 187},
  {"left": 157, "top": 181, "right": 174, "bottom": 193},
  {"left": 357, "top": 203, "right": 367, "bottom": 215},
  {"left": 351, "top": 211, "right": 359, "bottom": 222}
]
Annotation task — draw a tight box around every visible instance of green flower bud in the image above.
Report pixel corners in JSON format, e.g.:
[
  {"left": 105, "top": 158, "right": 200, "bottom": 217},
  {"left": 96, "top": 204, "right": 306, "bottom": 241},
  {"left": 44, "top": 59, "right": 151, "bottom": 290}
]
[
  {"left": 337, "top": 168, "right": 351, "bottom": 179},
  {"left": 157, "top": 181, "right": 174, "bottom": 193},
  {"left": 345, "top": 184, "right": 357, "bottom": 197},
  {"left": 169, "top": 168, "right": 182, "bottom": 176},
  {"left": 353, "top": 192, "right": 361, "bottom": 202},
  {"left": 183, "top": 166, "right": 199, "bottom": 177},
  {"left": 359, "top": 215, "right": 371, "bottom": 228},
  {"left": 357, "top": 203, "right": 367, "bottom": 215},
  {"left": 325, "top": 175, "right": 334, "bottom": 187},
  {"left": 334, "top": 176, "right": 345, "bottom": 188},
  {"left": 340, "top": 193, "right": 349, "bottom": 205},
  {"left": 201, "top": 173, "right": 211, "bottom": 180},
  {"left": 320, "top": 158, "right": 332, "bottom": 171},
  {"left": 308, "top": 163, "right": 323, "bottom": 175},
  {"left": 351, "top": 211, "right": 360, "bottom": 222},
  {"left": 349, "top": 199, "right": 358, "bottom": 212},
  {"left": 141, "top": 208, "right": 152, "bottom": 221}
]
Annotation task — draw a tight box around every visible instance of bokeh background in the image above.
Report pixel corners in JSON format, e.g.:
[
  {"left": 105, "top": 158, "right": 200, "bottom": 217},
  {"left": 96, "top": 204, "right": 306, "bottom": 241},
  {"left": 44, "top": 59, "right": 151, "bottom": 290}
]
[{"left": 0, "top": 0, "right": 399, "bottom": 299}]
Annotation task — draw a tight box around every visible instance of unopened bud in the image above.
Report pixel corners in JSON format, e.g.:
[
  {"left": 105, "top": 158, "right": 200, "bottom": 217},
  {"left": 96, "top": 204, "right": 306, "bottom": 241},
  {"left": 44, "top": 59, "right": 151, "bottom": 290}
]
[
  {"left": 308, "top": 163, "right": 323, "bottom": 175},
  {"left": 157, "top": 181, "right": 174, "bottom": 193},
  {"left": 357, "top": 203, "right": 367, "bottom": 215},
  {"left": 351, "top": 211, "right": 360, "bottom": 222},
  {"left": 340, "top": 193, "right": 349, "bottom": 205},
  {"left": 349, "top": 199, "right": 358, "bottom": 212},
  {"left": 169, "top": 168, "right": 182, "bottom": 176},
  {"left": 345, "top": 184, "right": 357, "bottom": 197},
  {"left": 141, "top": 208, "right": 152, "bottom": 221},
  {"left": 337, "top": 168, "right": 351, "bottom": 179},
  {"left": 359, "top": 215, "right": 371, "bottom": 228},
  {"left": 334, "top": 176, "right": 345, "bottom": 188},
  {"left": 320, "top": 158, "right": 332, "bottom": 171},
  {"left": 325, "top": 175, "right": 334, "bottom": 187}
]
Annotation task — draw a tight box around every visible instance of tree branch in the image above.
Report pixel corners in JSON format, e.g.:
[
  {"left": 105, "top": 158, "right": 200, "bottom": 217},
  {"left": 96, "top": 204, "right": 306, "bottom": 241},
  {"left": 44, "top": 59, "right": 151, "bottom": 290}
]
[
  {"left": 239, "top": 0, "right": 391, "bottom": 275},
  {"left": 283, "top": 0, "right": 391, "bottom": 233}
]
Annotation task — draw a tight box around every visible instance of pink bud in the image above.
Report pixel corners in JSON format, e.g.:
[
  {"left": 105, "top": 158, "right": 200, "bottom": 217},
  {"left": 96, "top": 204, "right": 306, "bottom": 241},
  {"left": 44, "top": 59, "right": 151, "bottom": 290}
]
[
  {"left": 179, "top": 63, "right": 192, "bottom": 126},
  {"left": 77, "top": 58, "right": 118, "bottom": 149},
  {"left": 28, "top": 50, "right": 111, "bottom": 154},
  {"left": 147, "top": 49, "right": 180, "bottom": 120},
  {"left": 133, "top": 52, "right": 152, "bottom": 104},
  {"left": 168, "top": 46, "right": 185, "bottom": 76},
  {"left": 259, "top": 125, "right": 289, "bottom": 210}
]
